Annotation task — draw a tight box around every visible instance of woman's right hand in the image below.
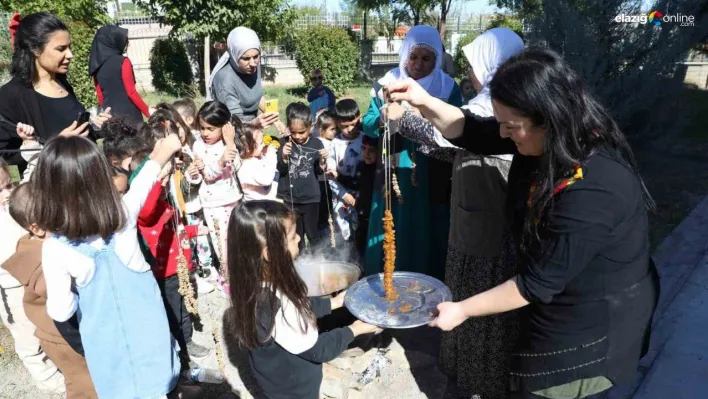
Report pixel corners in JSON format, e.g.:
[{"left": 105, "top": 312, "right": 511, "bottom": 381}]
[
  {"left": 386, "top": 78, "right": 432, "bottom": 108},
  {"left": 59, "top": 121, "right": 89, "bottom": 137},
  {"left": 349, "top": 320, "right": 383, "bottom": 336},
  {"left": 253, "top": 112, "right": 280, "bottom": 129}
]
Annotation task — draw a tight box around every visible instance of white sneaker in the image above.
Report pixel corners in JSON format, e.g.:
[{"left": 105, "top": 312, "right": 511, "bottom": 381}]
[
  {"left": 195, "top": 275, "right": 215, "bottom": 294},
  {"left": 36, "top": 371, "right": 66, "bottom": 393}
]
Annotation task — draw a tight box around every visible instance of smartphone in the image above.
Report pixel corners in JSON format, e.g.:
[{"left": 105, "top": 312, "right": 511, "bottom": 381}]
[
  {"left": 264, "top": 99, "right": 279, "bottom": 114},
  {"left": 77, "top": 111, "right": 91, "bottom": 125}
]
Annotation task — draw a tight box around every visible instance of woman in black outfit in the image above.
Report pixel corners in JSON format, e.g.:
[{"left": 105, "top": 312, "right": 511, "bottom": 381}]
[
  {"left": 0, "top": 12, "right": 111, "bottom": 171},
  {"left": 386, "top": 48, "right": 659, "bottom": 399}
]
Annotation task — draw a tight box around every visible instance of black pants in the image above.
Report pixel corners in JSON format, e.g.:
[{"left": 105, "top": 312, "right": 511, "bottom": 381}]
[
  {"left": 157, "top": 274, "right": 193, "bottom": 371},
  {"left": 293, "top": 202, "right": 320, "bottom": 252}
]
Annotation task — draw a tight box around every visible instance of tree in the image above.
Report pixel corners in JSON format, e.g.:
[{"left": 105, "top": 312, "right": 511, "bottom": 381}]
[
  {"left": 438, "top": 0, "right": 455, "bottom": 41},
  {"left": 522, "top": 0, "right": 708, "bottom": 139},
  {"left": 486, "top": 13, "right": 524, "bottom": 37},
  {"left": 0, "top": 0, "right": 109, "bottom": 28},
  {"left": 134, "top": 0, "right": 296, "bottom": 43},
  {"left": 294, "top": 25, "right": 359, "bottom": 93}
]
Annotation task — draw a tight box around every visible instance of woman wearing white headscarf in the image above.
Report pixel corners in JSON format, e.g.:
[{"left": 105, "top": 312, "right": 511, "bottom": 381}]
[
  {"left": 207, "top": 27, "right": 279, "bottom": 128},
  {"left": 387, "top": 28, "right": 525, "bottom": 399},
  {"left": 362, "top": 25, "right": 463, "bottom": 280}
]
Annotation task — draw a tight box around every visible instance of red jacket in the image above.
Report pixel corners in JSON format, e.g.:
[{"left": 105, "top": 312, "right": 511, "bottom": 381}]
[{"left": 138, "top": 182, "right": 197, "bottom": 279}]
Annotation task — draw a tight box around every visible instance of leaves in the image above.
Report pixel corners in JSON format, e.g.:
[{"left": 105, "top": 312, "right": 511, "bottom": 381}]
[
  {"left": 294, "top": 25, "right": 359, "bottom": 94},
  {"left": 149, "top": 37, "right": 194, "bottom": 96},
  {"left": 0, "top": 0, "right": 109, "bottom": 28},
  {"left": 134, "top": 0, "right": 296, "bottom": 42}
]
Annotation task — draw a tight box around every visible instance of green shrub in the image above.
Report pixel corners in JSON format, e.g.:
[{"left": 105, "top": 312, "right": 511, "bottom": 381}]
[
  {"left": 294, "top": 25, "right": 359, "bottom": 94},
  {"left": 149, "top": 37, "right": 194, "bottom": 97},
  {"left": 486, "top": 14, "right": 524, "bottom": 38},
  {"left": 66, "top": 21, "right": 97, "bottom": 107},
  {"left": 453, "top": 32, "right": 480, "bottom": 79},
  {"left": 0, "top": 36, "right": 12, "bottom": 85}
]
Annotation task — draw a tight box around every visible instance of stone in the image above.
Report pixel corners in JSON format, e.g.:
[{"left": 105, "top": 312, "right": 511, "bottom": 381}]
[
  {"left": 323, "top": 363, "right": 347, "bottom": 380},
  {"left": 385, "top": 339, "right": 410, "bottom": 370},
  {"left": 340, "top": 346, "right": 365, "bottom": 358},
  {"left": 321, "top": 377, "right": 345, "bottom": 398},
  {"left": 350, "top": 349, "right": 377, "bottom": 374},
  {"left": 346, "top": 389, "right": 365, "bottom": 399},
  {"left": 328, "top": 356, "right": 353, "bottom": 370}
]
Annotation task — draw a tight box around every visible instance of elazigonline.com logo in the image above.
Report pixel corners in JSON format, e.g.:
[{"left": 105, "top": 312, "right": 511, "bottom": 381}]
[{"left": 615, "top": 10, "right": 694, "bottom": 27}]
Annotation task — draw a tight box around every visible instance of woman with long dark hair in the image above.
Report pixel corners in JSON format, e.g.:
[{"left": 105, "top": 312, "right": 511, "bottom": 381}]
[
  {"left": 0, "top": 12, "right": 111, "bottom": 171},
  {"left": 386, "top": 48, "right": 659, "bottom": 399},
  {"left": 89, "top": 25, "right": 151, "bottom": 125}
]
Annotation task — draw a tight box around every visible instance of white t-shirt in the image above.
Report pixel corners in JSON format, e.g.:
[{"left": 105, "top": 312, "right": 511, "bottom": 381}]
[
  {"left": 191, "top": 139, "right": 243, "bottom": 208},
  {"left": 237, "top": 151, "right": 279, "bottom": 202},
  {"left": 43, "top": 160, "right": 161, "bottom": 322}
]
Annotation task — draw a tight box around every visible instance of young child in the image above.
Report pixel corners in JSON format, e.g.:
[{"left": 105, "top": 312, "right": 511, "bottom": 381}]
[
  {"left": 328, "top": 99, "right": 364, "bottom": 241},
  {"left": 193, "top": 101, "right": 243, "bottom": 290},
  {"left": 460, "top": 77, "right": 475, "bottom": 103},
  {"left": 173, "top": 98, "right": 201, "bottom": 142},
  {"left": 3, "top": 183, "right": 97, "bottom": 398},
  {"left": 315, "top": 110, "right": 337, "bottom": 232},
  {"left": 35, "top": 134, "right": 202, "bottom": 398},
  {"left": 237, "top": 125, "right": 279, "bottom": 201},
  {"left": 356, "top": 135, "right": 378, "bottom": 257},
  {"left": 0, "top": 159, "right": 64, "bottom": 393},
  {"left": 225, "top": 200, "right": 381, "bottom": 399},
  {"left": 276, "top": 102, "right": 327, "bottom": 252},
  {"left": 307, "top": 69, "right": 336, "bottom": 117}
]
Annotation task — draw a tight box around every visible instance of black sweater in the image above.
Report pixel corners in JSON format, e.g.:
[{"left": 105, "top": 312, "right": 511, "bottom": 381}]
[
  {"left": 448, "top": 109, "right": 659, "bottom": 392},
  {"left": 250, "top": 295, "right": 354, "bottom": 399},
  {"left": 276, "top": 137, "right": 325, "bottom": 204}
]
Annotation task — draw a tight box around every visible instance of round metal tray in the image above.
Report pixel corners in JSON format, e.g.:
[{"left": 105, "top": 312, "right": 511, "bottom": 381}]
[
  {"left": 295, "top": 261, "right": 362, "bottom": 297},
  {"left": 344, "top": 272, "right": 452, "bottom": 329}
]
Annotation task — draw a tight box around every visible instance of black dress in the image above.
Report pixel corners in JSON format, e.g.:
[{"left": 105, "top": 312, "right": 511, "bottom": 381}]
[{"left": 450, "top": 109, "right": 659, "bottom": 398}]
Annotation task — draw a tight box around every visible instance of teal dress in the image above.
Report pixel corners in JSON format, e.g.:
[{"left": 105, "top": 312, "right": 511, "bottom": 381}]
[{"left": 362, "top": 83, "right": 463, "bottom": 281}]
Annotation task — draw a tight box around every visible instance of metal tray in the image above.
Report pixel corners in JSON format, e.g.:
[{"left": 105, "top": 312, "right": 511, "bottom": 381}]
[
  {"left": 344, "top": 272, "right": 452, "bottom": 329},
  {"left": 296, "top": 261, "right": 362, "bottom": 297}
]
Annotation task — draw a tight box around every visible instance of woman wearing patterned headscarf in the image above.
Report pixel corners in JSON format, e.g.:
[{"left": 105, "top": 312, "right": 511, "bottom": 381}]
[
  {"left": 361, "top": 25, "right": 463, "bottom": 281},
  {"left": 207, "top": 27, "right": 279, "bottom": 129},
  {"left": 89, "top": 25, "right": 149, "bottom": 125}
]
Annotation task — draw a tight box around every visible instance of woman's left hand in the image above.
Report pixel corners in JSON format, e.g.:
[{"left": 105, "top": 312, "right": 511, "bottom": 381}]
[
  {"left": 429, "top": 301, "right": 468, "bottom": 331},
  {"left": 92, "top": 107, "right": 112, "bottom": 129},
  {"left": 386, "top": 102, "right": 406, "bottom": 121}
]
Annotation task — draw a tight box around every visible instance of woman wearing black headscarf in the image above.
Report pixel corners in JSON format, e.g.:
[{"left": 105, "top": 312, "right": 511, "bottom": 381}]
[{"left": 89, "top": 25, "right": 150, "bottom": 125}]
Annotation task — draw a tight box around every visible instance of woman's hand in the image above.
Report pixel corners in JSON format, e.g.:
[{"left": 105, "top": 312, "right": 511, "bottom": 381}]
[
  {"left": 59, "top": 121, "right": 89, "bottom": 137},
  {"left": 222, "top": 122, "right": 236, "bottom": 146},
  {"left": 349, "top": 320, "right": 383, "bottom": 336},
  {"left": 429, "top": 302, "right": 468, "bottom": 331},
  {"left": 16, "top": 123, "right": 36, "bottom": 140},
  {"left": 331, "top": 291, "right": 346, "bottom": 310},
  {"left": 274, "top": 120, "right": 289, "bottom": 137},
  {"left": 386, "top": 102, "right": 407, "bottom": 121},
  {"left": 386, "top": 78, "right": 432, "bottom": 108},
  {"left": 91, "top": 107, "right": 112, "bottom": 129},
  {"left": 253, "top": 112, "right": 280, "bottom": 129}
]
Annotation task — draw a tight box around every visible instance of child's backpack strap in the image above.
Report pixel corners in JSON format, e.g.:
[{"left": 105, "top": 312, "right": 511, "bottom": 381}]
[{"left": 53, "top": 235, "right": 115, "bottom": 259}]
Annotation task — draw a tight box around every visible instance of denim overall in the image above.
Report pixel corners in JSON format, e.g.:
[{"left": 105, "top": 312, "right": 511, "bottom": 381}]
[{"left": 55, "top": 236, "right": 180, "bottom": 398}]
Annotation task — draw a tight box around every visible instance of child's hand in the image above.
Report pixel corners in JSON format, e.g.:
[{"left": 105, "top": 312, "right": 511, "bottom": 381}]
[
  {"left": 343, "top": 193, "right": 356, "bottom": 208},
  {"left": 193, "top": 156, "right": 205, "bottom": 171},
  {"left": 163, "top": 134, "right": 183, "bottom": 154},
  {"left": 197, "top": 224, "right": 209, "bottom": 236},
  {"left": 16, "top": 123, "right": 36, "bottom": 140},
  {"left": 282, "top": 141, "right": 293, "bottom": 161},
  {"left": 349, "top": 320, "right": 383, "bottom": 336},
  {"left": 222, "top": 122, "right": 236, "bottom": 146},
  {"left": 326, "top": 168, "right": 338, "bottom": 179},
  {"left": 331, "top": 291, "right": 346, "bottom": 310},
  {"left": 319, "top": 148, "right": 329, "bottom": 159},
  {"left": 187, "top": 162, "right": 200, "bottom": 179},
  {"left": 221, "top": 148, "right": 239, "bottom": 165}
]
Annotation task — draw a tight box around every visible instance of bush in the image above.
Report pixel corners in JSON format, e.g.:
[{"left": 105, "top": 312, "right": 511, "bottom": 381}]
[
  {"left": 294, "top": 25, "right": 359, "bottom": 94},
  {"left": 150, "top": 37, "right": 194, "bottom": 97},
  {"left": 453, "top": 32, "right": 480, "bottom": 79},
  {"left": 0, "top": 36, "right": 12, "bottom": 85},
  {"left": 486, "top": 14, "right": 524, "bottom": 38},
  {"left": 66, "top": 21, "right": 97, "bottom": 107}
]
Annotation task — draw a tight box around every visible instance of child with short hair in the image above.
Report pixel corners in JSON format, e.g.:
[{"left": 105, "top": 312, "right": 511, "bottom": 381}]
[
  {"left": 237, "top": 125, "right": 279, "bottom": 201},
  {"left": 460, "top": 77, "right": 475, "bottom": 103},
  {"left": 225, "top": 200, "right": 381, "bottom": 399},
  {"left": 3, "top": 183, "right": 98, "bottom": 398},
  {"left": 277, "top": 102, "right": 327, "bottom": 252},
  {"left": 0, "top": 158, "right": 64, "bottom": 393},
  {"left": 193, "top": 101, "right": 243, "bottom": 292},
  {"left": 328, "top": 99, "right": 364, "bottom": 241},
  {"left": 173, "top": 98, "right": 200, "bottom": 141},
  {"left": 35, "top": 134, "right": 202, "bottom": 398},
  {"left": 307, "top": 69, "right": 336, "bottom": 116},
  {"left": 315, "top": 110, "right": 337, "bottom": 231}
]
